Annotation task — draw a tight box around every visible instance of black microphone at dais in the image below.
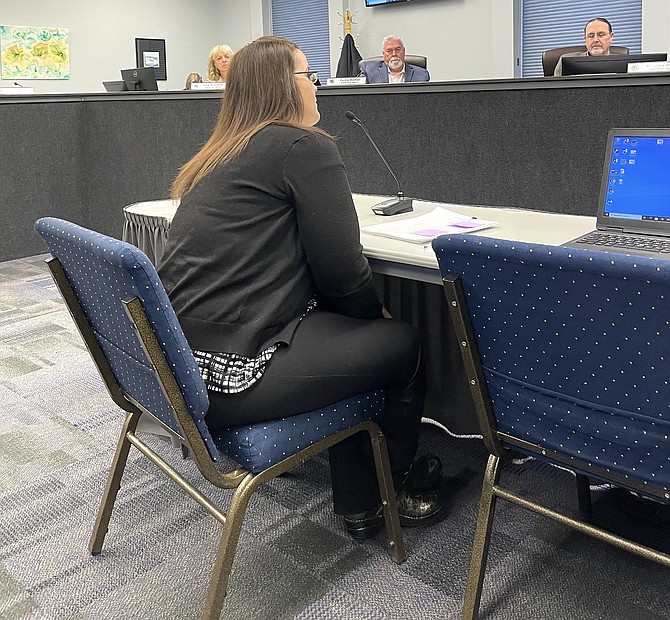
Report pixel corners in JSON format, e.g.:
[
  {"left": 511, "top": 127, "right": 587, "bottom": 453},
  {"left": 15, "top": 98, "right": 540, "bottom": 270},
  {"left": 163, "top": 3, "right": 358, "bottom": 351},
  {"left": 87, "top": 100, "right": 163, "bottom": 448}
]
[{"left": 345, "top": 111, "right": 413, "bottom": 216}]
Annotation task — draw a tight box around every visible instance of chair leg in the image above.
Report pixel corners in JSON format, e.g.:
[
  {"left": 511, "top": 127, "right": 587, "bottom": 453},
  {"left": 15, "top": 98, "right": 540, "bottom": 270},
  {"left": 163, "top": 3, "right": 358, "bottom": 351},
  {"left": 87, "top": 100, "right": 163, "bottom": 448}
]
[
  {"left": 201, "top": 473, "right": 259, "bottom": 620},
  {"left": 88, "top": 411, "right": 140, "bottom": 555},
  {"left": 461, "top": 454, "right": 501, "bottom": 620},
  {"left": 575, "top": 473, "right": 593, "bottom": 518},
  {"left": 368, "top": 426, "right": 406, "bottom": 564}
]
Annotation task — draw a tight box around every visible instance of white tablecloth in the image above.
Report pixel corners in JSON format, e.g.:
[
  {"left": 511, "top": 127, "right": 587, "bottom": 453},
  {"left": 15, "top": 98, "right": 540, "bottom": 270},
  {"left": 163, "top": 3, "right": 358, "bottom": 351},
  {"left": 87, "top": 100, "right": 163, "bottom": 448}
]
[{"left": 122, "top": 199, "right": 180, "bottom": 265}]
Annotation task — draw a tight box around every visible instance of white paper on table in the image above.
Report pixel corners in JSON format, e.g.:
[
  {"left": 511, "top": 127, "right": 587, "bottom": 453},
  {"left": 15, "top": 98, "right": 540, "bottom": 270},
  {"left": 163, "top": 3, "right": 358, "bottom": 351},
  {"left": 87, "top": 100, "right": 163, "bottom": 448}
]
[{"left": 361, "top": 207, "right": 497, "bottom": 243}]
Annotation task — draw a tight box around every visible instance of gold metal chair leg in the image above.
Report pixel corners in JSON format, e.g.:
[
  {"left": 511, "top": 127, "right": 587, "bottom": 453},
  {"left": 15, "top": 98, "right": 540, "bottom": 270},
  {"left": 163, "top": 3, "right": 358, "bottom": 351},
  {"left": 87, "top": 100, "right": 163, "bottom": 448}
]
[
  {"left": 201, "top": 473, "right": 259, "bottom": 620},
  {"left": 369, "top": 427, "right": 406, "bottom": 564},
  {"left": 461, "top": 454, "right": 501, "bottom": 620},
  {"left": 88, "top": 411, "right": 141, "bottom": 555},
  {"left": 200, "top": 421, "right": 406, "bottom": 619}
]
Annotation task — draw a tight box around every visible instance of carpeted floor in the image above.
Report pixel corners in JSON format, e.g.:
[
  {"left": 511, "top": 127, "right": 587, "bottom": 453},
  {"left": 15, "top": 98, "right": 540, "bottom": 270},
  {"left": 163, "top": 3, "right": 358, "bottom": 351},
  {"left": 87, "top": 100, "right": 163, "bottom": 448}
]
[{"left": 0, "top": 253, "right": 668, "bottom": 620}]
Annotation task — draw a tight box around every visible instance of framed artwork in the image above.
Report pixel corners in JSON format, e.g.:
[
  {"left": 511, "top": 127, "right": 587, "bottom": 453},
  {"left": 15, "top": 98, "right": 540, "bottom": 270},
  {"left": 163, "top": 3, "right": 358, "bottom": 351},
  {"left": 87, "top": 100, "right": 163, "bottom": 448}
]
[
  {"left": 0, "top": 24, "right": 70, "bottom": 80},
  {"left": 135, "top": 38, "right": 166, "bottom": 80}
]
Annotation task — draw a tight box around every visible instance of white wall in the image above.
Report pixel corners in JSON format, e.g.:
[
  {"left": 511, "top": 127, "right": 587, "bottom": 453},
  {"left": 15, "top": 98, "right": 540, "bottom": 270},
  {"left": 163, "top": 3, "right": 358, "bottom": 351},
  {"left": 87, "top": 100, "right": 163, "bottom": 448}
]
[
  {"left": 221, "top": 0, "right": 670, "bottom": 82},
  {"left": 217, "top": 0, "right": 267, "bottom": 52},
  {"left": 220, "top": 0, "right": 517, "bottom": 82},
  {"left": 643, "top": 0, "right": 670, "bottom": 53},
  {"left": 2, "top": 0, "right": 669, "bottom": 93},
  {"left": 0, "top": 0, "right": 221, "bottom": 92},
  {"left": 330, "top": 0, "right": 516, "bottom": 81}
]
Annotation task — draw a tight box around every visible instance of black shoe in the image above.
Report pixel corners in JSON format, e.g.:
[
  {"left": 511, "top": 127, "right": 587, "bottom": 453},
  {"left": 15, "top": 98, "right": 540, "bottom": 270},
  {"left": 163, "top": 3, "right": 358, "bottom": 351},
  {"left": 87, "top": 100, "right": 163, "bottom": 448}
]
[
  {"left": 404, "top": 454, "right": 443, "bottom": 492},
  {"left": 396, "top": 454, "right": 447, "bottom": 527},
  {"left": 396, "top": 484, "right": 447, "bottom": 527},
  {"left": 343, "top": 505, "right": 384, "bottom": 540},
  {"left": 343, "top": 454, "right": 447, "bottom": 538}
]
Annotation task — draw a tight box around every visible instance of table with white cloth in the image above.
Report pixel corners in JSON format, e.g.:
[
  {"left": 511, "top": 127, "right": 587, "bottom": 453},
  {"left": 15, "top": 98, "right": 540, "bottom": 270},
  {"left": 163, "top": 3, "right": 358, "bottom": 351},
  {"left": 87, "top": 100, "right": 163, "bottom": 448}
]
[
  {"left": 122, "top": 194, "right": 595, "bottom": 434},
  {"left": 122, "top": 199, "right": 180, "bottom": 266}
]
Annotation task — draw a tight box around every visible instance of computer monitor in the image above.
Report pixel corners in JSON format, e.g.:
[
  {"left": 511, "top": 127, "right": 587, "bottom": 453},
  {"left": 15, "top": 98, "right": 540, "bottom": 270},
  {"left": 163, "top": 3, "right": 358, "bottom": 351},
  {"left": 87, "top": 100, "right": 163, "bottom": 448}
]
[
  {"left": 562, "top": 53, "right": 668, "bottom": 76},
  {"left": 120, "top": 67, "right": 158, "bottom": 91},
  {"left": 365, "top": 0, "right": 409, "bottom": 6}
]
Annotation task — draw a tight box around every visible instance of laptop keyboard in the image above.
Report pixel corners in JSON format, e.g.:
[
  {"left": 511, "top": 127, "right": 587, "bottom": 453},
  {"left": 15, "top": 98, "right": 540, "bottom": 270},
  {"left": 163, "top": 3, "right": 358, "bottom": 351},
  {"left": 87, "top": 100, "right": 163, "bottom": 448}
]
[{"left": 575, "top": 232, "right": 670, "bottom": 254}]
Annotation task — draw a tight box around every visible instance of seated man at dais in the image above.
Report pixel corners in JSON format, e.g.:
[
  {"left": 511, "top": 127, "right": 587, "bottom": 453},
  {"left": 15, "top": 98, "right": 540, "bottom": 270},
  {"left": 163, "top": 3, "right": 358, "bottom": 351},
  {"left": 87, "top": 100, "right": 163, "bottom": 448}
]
[
  {"left": 554, "top": 17, "right": 623, "bottom": 76},
  {"left": 360, "top": 35, "right": 430, "bottom": 84}
]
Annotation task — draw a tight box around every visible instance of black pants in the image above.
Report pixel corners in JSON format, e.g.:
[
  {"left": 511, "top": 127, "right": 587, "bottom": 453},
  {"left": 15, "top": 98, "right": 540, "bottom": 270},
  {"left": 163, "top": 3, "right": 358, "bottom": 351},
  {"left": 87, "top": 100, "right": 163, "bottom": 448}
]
[{"left": 207, "top": 311, "right": 426, "bottom": 514}]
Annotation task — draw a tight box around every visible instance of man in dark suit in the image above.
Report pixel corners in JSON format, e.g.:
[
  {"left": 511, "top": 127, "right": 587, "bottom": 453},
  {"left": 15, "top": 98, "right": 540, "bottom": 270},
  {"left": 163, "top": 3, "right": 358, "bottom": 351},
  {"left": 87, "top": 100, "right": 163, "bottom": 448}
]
[{"left": 359, "top": 35, "right": 430, "bottom": 84}]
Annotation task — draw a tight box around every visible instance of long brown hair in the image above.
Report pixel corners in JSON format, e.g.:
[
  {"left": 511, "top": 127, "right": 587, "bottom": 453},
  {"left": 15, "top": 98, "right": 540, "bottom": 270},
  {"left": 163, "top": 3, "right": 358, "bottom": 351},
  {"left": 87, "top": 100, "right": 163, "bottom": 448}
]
[{"left": 172, "top": 36, "right": 327, "bottom": 199}]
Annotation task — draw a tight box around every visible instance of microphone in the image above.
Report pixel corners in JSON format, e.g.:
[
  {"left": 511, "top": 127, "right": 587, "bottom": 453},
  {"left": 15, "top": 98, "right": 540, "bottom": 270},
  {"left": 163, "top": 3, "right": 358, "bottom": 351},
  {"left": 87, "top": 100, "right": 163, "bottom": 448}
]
[
  {"left": 345, "top": 111, "right": 413, "bottom": 216},
  {"left": 13, "top": 82, "right": 25, "bottom": 88}
]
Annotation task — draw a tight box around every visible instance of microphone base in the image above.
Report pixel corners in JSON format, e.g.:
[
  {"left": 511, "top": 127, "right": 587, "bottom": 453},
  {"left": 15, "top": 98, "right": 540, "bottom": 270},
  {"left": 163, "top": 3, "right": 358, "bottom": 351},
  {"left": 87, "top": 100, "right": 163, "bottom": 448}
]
[{"left": 371, "top": 196, "right": 414, "bottom": 216}]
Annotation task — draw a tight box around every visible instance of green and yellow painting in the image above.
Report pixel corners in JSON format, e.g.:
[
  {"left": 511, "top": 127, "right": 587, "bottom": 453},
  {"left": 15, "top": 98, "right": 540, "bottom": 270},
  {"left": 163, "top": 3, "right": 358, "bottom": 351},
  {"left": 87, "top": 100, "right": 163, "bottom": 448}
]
[{"left": 0, "top": 25, "right": 70, "bottom": 80}]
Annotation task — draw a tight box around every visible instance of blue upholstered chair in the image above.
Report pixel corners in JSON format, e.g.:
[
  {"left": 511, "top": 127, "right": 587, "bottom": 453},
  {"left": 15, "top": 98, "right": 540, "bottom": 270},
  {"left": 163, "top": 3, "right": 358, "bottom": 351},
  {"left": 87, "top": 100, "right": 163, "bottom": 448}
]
[
  {"left": 35, "top": 217, "right": 405, "bottom": 620},
  {"left": 432, "top": 234, "right": 670, "bottom": 619}
]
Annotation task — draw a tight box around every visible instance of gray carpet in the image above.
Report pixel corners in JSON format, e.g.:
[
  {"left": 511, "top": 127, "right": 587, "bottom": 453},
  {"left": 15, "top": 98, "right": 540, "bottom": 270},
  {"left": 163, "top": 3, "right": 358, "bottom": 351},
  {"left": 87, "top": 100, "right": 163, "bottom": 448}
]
[{"left": 1, "top": 254, "right": 668, "bottom": 620}]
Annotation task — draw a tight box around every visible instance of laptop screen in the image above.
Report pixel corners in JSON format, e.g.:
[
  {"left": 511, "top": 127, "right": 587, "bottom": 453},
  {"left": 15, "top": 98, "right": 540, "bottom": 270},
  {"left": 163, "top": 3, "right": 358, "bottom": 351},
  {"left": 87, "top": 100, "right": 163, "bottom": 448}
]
[{"left": 601, "top": 129, "right": 670, "bottom": 224}]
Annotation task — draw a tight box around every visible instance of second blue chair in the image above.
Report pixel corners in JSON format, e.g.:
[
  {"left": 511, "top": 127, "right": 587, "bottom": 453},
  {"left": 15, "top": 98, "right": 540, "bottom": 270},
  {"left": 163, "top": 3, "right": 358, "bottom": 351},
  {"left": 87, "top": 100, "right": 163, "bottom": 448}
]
[{"left": 433, "top": 234, "right": 670, "bottom": 619}]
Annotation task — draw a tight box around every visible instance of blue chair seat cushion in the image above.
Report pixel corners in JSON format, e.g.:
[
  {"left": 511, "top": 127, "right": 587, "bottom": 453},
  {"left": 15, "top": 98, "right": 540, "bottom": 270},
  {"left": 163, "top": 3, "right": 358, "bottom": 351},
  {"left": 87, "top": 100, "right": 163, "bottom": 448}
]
[{"left": 212, "top": 391, "right": 384, "bottom": 473}]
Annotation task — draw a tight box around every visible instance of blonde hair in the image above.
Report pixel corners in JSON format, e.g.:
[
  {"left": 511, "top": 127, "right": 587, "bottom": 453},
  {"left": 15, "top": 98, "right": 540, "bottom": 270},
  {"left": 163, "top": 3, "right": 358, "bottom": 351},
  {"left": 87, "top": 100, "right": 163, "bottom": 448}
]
[
  {"left": 172, "top": 36, "right": 328, "bottom": 199},
  {"left": 207, "top": 44, "right": 234, "bottom": 82}
]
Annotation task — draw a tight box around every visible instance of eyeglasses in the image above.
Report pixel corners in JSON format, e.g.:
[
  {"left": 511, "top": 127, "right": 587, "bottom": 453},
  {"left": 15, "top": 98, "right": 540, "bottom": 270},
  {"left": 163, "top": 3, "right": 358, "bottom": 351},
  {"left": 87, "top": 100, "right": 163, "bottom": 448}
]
[
  {"left": 384, "top": 47, "right": 404, "bottom": 55},
  {"left": 294, "top": 70, "right": 318, "bottom": 84},
  {"left": 586, "top": 31, "right": 611, "bottom": 39}
]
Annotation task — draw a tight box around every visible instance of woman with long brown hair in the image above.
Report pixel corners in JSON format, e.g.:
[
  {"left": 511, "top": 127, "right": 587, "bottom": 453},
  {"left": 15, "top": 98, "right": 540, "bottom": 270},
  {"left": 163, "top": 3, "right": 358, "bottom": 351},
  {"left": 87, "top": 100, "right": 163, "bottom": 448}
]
[{"left": 159, "top": 36, "right": 445, "bottom": 539}]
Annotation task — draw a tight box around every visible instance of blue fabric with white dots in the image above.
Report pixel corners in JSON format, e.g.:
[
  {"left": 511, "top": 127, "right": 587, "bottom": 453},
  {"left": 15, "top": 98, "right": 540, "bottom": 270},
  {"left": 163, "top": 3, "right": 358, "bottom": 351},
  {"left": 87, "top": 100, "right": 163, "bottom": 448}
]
[
  {"left": 35, "top": 217, "right": 384, "bottom": 471},
  {"left": 433, "top": 234, "right": 670, "bottom": 500},
  {"left": 35, "top": 217, "right": 217, "bottom": 459},
  {"left": 213, "top": 391, "right": 384, "bottom": 473}
]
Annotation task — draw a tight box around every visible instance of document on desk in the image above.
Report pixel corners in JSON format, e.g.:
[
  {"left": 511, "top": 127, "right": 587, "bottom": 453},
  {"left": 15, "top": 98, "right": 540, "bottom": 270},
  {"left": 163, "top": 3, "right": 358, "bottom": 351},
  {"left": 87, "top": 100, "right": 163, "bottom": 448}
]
[{"left": 361, "top": 207, "right": 497, "bottom": 243}]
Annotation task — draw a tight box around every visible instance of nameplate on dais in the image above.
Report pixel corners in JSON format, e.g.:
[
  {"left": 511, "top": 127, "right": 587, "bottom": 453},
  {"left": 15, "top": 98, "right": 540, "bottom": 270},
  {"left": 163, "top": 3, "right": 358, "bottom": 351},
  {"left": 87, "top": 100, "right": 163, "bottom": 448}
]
[
  {"left": 326, "top": 77, "right": 366, "bottom": 86},
  {"left": 0, "top": 87, "right": 35, "bottom": 94},
  {"left": 191, "top": 82, "right": 225, "bottom": 90},
  {"left": 627, "top": 61, "right": 670, "bottom": 73}
]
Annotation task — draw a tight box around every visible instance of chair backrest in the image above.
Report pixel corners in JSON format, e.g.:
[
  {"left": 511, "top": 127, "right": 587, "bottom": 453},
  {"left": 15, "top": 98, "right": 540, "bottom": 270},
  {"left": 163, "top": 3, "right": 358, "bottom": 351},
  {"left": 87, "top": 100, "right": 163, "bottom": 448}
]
[
  {"left": 34, "top": 217, "right": 218, "bottom": 460},
  {"left": 542, "top": 45, "right": 629, "bottom": 76},
  {"left": 358, "top": 54, "right": 427, "bottom": 71},
  {"left": 433, "top": 234, "right": 670, "bottom": 501}
]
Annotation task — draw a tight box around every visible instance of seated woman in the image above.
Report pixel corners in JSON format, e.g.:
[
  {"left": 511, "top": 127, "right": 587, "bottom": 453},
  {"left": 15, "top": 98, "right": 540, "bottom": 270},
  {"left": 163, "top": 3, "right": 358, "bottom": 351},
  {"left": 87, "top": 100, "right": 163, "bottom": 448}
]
[
  {"left": 207, "top": 44, "right": 234, "bottom": 82},
  {"left": 159, "top": 35, "right": 445, "bottom": 539}
]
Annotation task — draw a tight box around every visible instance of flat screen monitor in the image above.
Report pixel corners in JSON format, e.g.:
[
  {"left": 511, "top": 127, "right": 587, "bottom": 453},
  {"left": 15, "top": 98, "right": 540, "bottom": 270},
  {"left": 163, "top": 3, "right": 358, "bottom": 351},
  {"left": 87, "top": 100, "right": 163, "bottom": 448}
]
[
  {"left": 562, "top": 53, "right": 668, "bottom": 76},
  {"left": 120, "top": 67, "right": 158, "bottom": 91},
  {"left": 365, "top": 0, "right": 409, "bottom": 6}
]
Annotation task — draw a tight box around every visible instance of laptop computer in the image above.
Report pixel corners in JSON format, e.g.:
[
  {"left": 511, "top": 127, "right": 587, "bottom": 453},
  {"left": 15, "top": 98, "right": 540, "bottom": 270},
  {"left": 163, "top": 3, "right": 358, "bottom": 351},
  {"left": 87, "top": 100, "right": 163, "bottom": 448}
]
[
  {"left": 563, "top": 128, "right": 670, "bottom": 257},
  {"left": 102, "top": 80, "right": 127, "bottom": 92}
]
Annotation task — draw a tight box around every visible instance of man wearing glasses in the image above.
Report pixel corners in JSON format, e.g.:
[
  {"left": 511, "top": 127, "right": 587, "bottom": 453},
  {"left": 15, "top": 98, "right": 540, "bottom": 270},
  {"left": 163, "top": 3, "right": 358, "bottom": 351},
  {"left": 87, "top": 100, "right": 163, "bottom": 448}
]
[
  {"left": 554, "top": 17, "right": 621, "bottom": 76},
  {"left": 359, "top": 35, "right": 430, "bottom": 84}
]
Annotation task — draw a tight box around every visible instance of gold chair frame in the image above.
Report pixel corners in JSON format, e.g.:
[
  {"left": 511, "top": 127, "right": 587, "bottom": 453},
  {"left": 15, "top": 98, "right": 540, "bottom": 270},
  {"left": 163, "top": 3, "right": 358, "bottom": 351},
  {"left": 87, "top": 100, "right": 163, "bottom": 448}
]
[{"left": 47, "top": 256, "right": 406, "bottom": 620}]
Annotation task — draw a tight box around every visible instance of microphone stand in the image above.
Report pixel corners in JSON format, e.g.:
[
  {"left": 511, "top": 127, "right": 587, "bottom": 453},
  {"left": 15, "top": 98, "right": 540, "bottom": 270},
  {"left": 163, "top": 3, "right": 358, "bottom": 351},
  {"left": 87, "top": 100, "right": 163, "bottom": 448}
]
[{"left": 345, "top": 112, "right": 413, "bottom": 216}]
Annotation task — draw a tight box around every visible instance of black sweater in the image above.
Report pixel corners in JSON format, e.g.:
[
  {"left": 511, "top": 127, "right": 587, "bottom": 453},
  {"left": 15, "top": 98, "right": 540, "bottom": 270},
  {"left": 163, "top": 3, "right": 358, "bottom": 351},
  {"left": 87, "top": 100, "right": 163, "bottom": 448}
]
[{"left": 159, "top": 124, "right": 382, "bottom": 357}]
